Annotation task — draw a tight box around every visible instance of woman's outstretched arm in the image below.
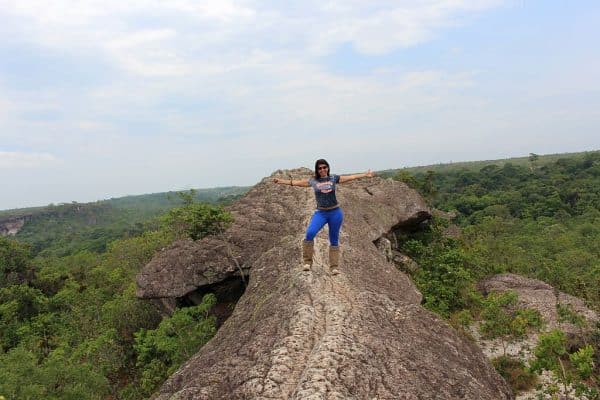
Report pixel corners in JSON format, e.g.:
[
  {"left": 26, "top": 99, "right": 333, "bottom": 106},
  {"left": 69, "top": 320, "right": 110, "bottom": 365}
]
[
  {"left": 272, "top": 177, "right": 310, "bottom": 187},
  {"left": 338, "top": 169, "right": 374, "bottom": 184}
]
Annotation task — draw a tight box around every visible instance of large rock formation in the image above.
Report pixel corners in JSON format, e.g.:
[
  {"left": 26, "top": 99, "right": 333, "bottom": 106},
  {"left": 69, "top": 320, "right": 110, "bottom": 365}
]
[{"left": 136, "top": 168, "right": 513, "bottom": 400}]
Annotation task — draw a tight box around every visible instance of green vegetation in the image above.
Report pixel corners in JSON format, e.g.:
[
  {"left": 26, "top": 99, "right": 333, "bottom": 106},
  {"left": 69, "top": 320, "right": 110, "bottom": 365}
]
[
  {"left": 0, "top": 232, "right": 170, "bottom": 399},
  {"left": 0, "top": 192, "right": 236, "bottom": 399},
  {"left": 1, "top": 151, "right": 598, "bottom": 398},
  {"left": 530, "top": 330, "right": 598, "bottom": 399},
  {"left": 400, "top": 229, "right": 473, "bottom": 317},
  {"left": 491, "top": 355, "right": 538, "bottom": 393},
  {"left": 381, "top": 150, "right": 594, "bottom": 176},
  {"left": 0, "top": 237, "right": 32, "bottom": 286},
  {"left": 392, "top": 150, "right": 600, "bottom": 397},
  {"left": 394, "top": 151, "right": 600, "bottom": 309},
  {"left": 1, "top": 186, "right": 248, "bottom": 257},
  {"left": 161, "top": 190, "right": 234, "bottom": 241},
  {"left": 133, "top": 294, "right": 216, "bottom": 397},
  {"left": 14, "top": 202, "right": 148, "bottom": 257},
  {"left": 478, "top": 291, "right": 543, "bottom": 356}
]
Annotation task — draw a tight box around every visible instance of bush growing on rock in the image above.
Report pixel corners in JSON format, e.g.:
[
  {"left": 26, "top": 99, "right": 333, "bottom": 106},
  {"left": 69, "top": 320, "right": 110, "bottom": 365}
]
[
  {"left": 479, "top": 290, "right": 544, "bottom": 356},
  {"left": 162, "top": 203, "right": 233, "bottom": 241},
  {"left": 491, "top": 355, "right": 537, "bottom": 393}
]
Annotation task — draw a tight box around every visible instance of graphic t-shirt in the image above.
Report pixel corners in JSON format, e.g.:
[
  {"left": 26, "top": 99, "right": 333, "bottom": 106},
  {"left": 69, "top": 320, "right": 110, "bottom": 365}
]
[{"left": 308, "top": 174, "right": 341, "bottom": 210}]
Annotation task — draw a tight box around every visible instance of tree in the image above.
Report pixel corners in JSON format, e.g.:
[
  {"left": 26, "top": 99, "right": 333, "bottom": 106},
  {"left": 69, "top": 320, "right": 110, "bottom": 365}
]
[
  {"left": 529, "top": 153, "right": 539, "bottom": 170},
  {"left": 530, "top": 329, "right": 597, "bottom": 399},
  {"left": 0, "top": 237, "right": 31, "bottom": 286},
  {"left": 530, "top": 330, "right": 571, "bottom": 397},
  {"left": 479, "top": 291, "right": 543, "bottom": 356},
  {"left": 176, "top": 189, "right": 198, "bottom": 206},
  {"left": 413, "top": 247, "right": 473, "bottom": 316},
  {"left": 392, "top": 170, "right": 419, "bottom": 189},
  {"left": 162, "top": 203, "right": 233, "bottom": 241},
  {"left": 0, "top": 284, "right": 48, "bottom": 351},
  {"left": 133, "top": 294, "right": 217, "bottom": 396},
  {"left": 421, "top": 170, "right": 438, "bottom": 199}
]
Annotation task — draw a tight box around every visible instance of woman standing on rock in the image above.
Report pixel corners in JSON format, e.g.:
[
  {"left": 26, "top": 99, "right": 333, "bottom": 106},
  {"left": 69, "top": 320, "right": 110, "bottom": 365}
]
[{"left": 273, "top": 159, "right": 374, "bottom": 275}]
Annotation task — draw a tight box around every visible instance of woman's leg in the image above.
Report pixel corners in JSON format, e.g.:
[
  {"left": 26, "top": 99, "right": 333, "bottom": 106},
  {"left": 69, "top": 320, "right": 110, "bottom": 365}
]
[
  {"left": 303, "top": 211, "right": 327, "bottom": 271},
  {"left": 305, "top": 210, "right": 328, "bottom": 241},
  {"left": 326, "top": 208, "right": 344, "bottom": 246},
  {"left": 326, "top": 208, "right": 344, "bottom": 275}
]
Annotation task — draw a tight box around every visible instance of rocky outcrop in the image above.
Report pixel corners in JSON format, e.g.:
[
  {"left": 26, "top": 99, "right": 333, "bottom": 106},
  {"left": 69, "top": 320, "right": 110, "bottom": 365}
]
[
  {"left": 374, "top": 237, "right": 419, "bottom": 273},
  {"left": 475, "top": 273, "right": 599, "bottom": 400},
  {"left": 478, "top": 273, "right": 599, "bottom": 337},
  {"left": 0, "top": 216, "right": 28, "bottom": 236},
  {"left": 137, "top": 168, "right": 513, "bottom": 400}
]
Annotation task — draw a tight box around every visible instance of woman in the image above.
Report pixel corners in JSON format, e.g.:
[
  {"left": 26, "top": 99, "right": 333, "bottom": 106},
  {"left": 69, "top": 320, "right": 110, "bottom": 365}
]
[{"left": 273, "top": 159, "right": 374, "bottom": 275}]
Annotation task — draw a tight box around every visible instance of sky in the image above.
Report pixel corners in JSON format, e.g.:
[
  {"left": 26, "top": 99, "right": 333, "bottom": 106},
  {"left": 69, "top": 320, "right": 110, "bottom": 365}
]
[{"left": 1, "top": 0, "right": 599, "bottom": 210}]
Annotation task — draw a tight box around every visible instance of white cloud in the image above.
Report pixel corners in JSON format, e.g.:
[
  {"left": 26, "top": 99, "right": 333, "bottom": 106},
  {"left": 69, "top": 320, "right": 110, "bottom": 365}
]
[
  {"left": 4, "top": 0, "right": 597, "bottom": 210},
  {"left": 0, "top": 151, "right": 60, "bottom": 168},
  {"left": 295, "top": 0, "right": 506, "bottom": 55},
  {"left": 1, "top": 0, "right": 503, "bottom": 67}
]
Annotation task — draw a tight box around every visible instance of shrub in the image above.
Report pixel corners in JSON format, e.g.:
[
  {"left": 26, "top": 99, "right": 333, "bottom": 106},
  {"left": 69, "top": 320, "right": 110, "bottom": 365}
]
[
  {"left": 492, "top": 355, "right": 537, "bottom": 393},
  {"left": 162, "top": 203, "right": 233, "bottom": 241}
]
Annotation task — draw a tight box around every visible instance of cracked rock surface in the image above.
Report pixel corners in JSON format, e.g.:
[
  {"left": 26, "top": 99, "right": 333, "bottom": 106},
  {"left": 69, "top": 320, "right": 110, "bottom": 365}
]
[{"left": 137, "top": 168, "right": 513, "bottom": 400}]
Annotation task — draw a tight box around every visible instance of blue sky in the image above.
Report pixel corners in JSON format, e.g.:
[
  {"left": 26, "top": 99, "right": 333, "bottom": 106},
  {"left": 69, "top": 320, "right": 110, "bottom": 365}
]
[{"left": 1, "top": 0, "right": 599, "bottom": 210}]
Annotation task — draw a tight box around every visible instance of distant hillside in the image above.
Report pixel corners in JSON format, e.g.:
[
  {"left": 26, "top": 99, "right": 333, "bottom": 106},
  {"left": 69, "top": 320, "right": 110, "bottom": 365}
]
[
  {"left": 379, "top": 150, "right": 599, "bottom": 176},
  {"left": 0, "top": 186, "right": 250, "bottom": 217},
  {"left": 105, "top": 186, "right": 250, "bottom": 218},
  {"left": 0, "top": 186, "right": 250, "bottom": 256}
]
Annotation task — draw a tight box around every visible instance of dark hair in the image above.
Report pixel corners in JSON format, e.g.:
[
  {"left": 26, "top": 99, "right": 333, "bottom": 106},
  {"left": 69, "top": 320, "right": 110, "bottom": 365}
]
[{"left": 314, "top": 159, "right": 330, "bottom": 180}]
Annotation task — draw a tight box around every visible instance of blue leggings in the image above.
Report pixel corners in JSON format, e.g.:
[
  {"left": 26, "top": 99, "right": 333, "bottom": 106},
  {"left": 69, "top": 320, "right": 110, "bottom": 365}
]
[{"left": 305, "top": 207, "right": 344, "bottom": 246}]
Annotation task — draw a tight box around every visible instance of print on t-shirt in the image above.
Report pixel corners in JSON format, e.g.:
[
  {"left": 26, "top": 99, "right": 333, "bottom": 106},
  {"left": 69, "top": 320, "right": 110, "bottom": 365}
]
[
  {"left": 315, "top": 180, "right": 334, "bottom": 193},
  {"left": 309, "top": 174, "right": 340, "bottom": 209}
]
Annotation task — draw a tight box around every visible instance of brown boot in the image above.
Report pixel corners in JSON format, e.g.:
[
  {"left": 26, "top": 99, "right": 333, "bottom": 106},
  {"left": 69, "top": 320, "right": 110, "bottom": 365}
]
[
  {"left": 302, "top": 240, "right": 314, "bottom": 271},
  {"left": 329, "top": 245, "right": 340, "bottom": 275}
]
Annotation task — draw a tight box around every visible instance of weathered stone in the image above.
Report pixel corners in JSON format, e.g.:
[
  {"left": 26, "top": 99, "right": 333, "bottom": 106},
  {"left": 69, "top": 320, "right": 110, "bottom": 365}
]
[
  {"left": 137, "top": 168, "right": 513, "bottom": 400},
  {"left": 374, "top": 236, "right": 393, "bottom": 261},
  {"left": 478, "top": 273, "right": 599, "bottom": 337},
  {"left": 392, "top": 251, "right": 420, "bottom": 274}
]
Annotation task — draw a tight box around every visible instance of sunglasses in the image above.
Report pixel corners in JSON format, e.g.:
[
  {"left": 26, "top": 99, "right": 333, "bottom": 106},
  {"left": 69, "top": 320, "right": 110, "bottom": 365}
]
[{"left": 318, "top": 166, "right": 328, "bottom": 170}]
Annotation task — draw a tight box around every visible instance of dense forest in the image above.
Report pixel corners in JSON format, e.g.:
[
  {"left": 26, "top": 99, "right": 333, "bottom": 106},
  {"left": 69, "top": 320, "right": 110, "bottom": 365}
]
[
  {"left": 387, "top": 150, "right": 600, "bottom": 398},
  {"left": 1, "top": 151, "right": 599, "bottom": 399},
  {"left": 0, "top": 190, "right": 239, "bottom": 399},
  {"left": 385, "top": 151, "right": 600, "bottom": 310}
]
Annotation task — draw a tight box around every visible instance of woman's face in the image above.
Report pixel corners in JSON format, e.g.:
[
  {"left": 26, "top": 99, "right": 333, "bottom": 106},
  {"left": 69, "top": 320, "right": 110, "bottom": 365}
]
[{"left": 317, "top": 164, "right": 329, "bottom": 177}]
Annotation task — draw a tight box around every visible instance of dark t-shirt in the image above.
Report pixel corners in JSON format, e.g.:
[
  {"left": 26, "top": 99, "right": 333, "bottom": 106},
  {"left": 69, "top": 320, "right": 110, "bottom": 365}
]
[{"left": 308, "top": 174, "right": 341, "bottom": 210}]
